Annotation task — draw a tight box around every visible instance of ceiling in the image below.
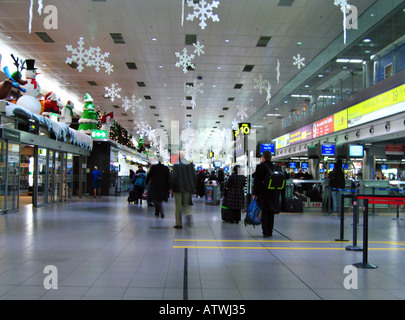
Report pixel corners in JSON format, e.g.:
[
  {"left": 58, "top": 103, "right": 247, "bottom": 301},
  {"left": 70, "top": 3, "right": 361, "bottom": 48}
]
[{"left": 0, "top": 0, "right": 394, "bottom": 147}]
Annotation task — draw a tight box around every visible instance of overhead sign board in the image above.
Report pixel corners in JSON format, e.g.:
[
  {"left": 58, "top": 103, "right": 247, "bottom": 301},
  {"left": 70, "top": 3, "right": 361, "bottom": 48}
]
[{"left": 91, "top": 130, "right": 108, "bottom": 139}]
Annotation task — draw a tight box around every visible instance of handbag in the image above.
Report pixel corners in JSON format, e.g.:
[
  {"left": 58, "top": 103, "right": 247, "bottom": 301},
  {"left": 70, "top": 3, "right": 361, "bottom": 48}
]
[{"left": 244, "top": 199, "right": 262, "bottom": 227}]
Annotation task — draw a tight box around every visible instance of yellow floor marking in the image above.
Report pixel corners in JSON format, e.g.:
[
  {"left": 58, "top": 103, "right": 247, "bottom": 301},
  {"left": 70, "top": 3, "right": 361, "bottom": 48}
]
[
  {"left": 174, "top": 239, "right": 405, "bottom": 245},
  {"left": 173, "top": 246, "right": 405, "bottom": 251}
]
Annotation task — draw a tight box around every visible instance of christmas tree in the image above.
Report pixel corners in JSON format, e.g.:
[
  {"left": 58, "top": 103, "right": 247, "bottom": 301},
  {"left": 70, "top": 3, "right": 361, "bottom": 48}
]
[
  {"left": 110, "top": 120, "right": 135, "bottom": 149},
  {"left": 78, "top": 93, "right": 98, "bottom": 134}
]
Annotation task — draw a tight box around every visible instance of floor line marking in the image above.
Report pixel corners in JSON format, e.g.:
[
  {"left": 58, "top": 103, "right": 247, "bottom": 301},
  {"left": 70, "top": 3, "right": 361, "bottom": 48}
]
[
  {"left": 173, "top": 246, "right": 405, "bottom": 251},
  {"left": 174, "top": 239, "right": 405, "bottom": 245}
]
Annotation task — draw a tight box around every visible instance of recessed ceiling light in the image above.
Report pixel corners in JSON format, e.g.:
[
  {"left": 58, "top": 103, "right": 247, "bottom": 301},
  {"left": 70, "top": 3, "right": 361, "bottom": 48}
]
[
  {"left": 297, "top": 41, "right": 303, "bottom": 46},
  {"left": 363, "top": 38, "right": 372, "bottom": 43},
  {"left": 6, "top": 36, "right": 12, "bottom": 39},
  {"left": 152, "top": 37, "right": 157, "bottom": 41},
  {"left": 225, "top": 39, "right": 230, "bottom": 43},
  {"left": 318, "top": 74, "right": 324, "bottom": 78},
  {"left": 217, "top": 66, "right": 222, "bottom": 69}
]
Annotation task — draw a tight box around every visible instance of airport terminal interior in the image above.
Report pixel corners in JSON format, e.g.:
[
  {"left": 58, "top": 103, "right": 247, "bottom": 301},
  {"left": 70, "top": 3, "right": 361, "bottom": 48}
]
[{"left": 1, "top": 0, "right": 405, "bottom": 301}]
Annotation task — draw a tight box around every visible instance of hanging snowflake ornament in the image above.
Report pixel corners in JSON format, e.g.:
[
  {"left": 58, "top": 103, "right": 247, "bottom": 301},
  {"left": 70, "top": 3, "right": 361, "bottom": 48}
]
[
  {"left": 276, "top": 59, "right": 281, "bottom": 84},
  {"left": 104, "top": 83, "right": 121, "bottom": 102},
  {"left": 193, "top": 41, "right": 205, "bottom": 56},
  {"left": 293, "top": 54, "right": 306, "bottom": 70},
  {"left": 253, "top": 74, "right": 269, "bottom": 95},
  {"left": 66, "top": 37, "right": 114, "bottom": 73},
  {"left": 232, "top": 118, "right": 239, "bottom": 131},
  {"left": 266, "top": 82, "right": 272, "bottom": 105},
  {"left": 186, "top": 0, "right": 220, "bottom": 30},
  {"left": 236, "top": 105, "right": 249, "bottom": 122},
  {"left": 175, "top": 48, "right": 195, "bottom": 73},
  {"left": 28, "top": 0, "right": 43, "bottom": 34},
  {"left": 334, "top": 0, "right": 352, "bottom": 44},
  {"left": 121, "top": 94, "right": 144, "bottom": 114},
  {"left": 135, "top": 121, "right": 152, "bottom": 138}
]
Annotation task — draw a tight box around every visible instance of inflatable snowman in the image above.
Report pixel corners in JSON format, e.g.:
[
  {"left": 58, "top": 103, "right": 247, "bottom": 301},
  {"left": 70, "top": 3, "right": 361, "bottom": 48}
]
[
  {"left": 60, "top": 100, "right": 74, "bottom": 125},
  {"left": 16, "top": 59, "right": 42, "bottom": 115}
]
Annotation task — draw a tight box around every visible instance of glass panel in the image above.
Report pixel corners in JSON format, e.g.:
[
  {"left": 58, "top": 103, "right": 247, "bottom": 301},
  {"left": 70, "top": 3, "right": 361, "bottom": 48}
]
[
  {"left": 0, "top": 140, "right": 6, "bottom": 211},
  {"left": 48, "top": 150, "right": 54, "bottom": 203},
  {"left": 37, "top": 148, "right": 47, "bottom": 205},
  {"left": 64, "top": 153, "right": 73, "bottom": 199},
  {"left": 54, "top": 151, "right": 62, "bottom": 202},
  {"left": 7, "top": 143, "right": 20, "bottom": 211},
  {"left": 0, "top": 116, "right": 16, "bottom": 128}
]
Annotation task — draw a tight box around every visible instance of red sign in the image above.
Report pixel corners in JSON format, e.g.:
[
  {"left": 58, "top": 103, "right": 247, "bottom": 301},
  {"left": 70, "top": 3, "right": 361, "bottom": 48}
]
[
  {"left": 386, "top": 145, "right": 404, "bottom": 155},
  {"left": 313, "top": 115, "right": 334, "bottom": 138}
]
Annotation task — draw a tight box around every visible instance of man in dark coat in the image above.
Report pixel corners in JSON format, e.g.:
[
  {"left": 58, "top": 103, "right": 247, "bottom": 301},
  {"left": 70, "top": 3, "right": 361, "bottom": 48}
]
[
  {"left": 170, "top": 152, "right": 196, "bottom": 228},
  {"left": 145, "top": 158, "right": 170, "bottom": 218},
  {"left": 253, "top": 151, "right": 280, "bottom": 237}
]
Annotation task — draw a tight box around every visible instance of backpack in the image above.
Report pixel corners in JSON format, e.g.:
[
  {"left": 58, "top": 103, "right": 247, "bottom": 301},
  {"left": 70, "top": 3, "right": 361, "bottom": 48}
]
[
  {"left": 244, "top": 199, "right": 262, "bottom": 227},
  {"left": 264, "top": 163, "right": 286, "bottom": 190}
]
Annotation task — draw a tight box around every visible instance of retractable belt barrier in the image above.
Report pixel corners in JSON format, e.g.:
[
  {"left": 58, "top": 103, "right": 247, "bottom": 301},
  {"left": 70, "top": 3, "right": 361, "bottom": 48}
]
[{"left": 352, "top": 195, "right": 405, "bottom": 269}]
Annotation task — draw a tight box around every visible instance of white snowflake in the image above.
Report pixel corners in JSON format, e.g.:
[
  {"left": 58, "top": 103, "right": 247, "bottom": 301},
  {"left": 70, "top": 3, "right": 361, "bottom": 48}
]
[
  {"left": 232, "top": 118, "right": 239, "bottom": 131},
  {"left": 66, "top": 37, "right": 114, "bottom": 73},
  {"left": 135, "top": 121, "right": 152, "bottom": 138},
  {"left": 185, "top": 80, "right": 204, "bottom": 109},
  {"left": 237, "top": 105, "right": 248, "bottom": 121},
  {"left": 276, "top": 59, "right": 281, "bottom": 84},
  {"left": 253, "top": 75, "right": 269, "bottom": 95},
  {"left": 66, "top": 37, "right": 92, "bottom": 73},
  {"left": 122, "top": 95, "right": 144, "bottom": 114},
  {"left": 175, "top": 48, "right": 195, "bottom": 73},
  {"left": 28, "top": 0, "right": 43, "bottom": 34},
  {"left": 186, "top": 0, "right": 220, "bottom": 30},
  {"left": 266, "top": 83, "right": 272, "bottom": 105},
  {"left": 193, "top": 41, "right": 205, "bottom": 56},
  {"left": 293, "top": 54, "right": 306, "bottom": 70},
  {"left": 104, "top": 83, "right": 121, "bottom": 102},
  {"left": 334, "top": 0, "right": 352, "bottom": 44}
]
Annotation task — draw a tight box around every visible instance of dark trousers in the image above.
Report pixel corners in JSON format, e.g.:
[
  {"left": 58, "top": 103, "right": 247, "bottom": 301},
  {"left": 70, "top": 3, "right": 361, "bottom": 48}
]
[{"left": 261, "top": 210, "right": 275, "bottom": 236}]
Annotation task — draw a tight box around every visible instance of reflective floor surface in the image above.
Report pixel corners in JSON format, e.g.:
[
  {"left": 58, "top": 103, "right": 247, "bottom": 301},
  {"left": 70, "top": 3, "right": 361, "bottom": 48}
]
[{"left": 0, "top": 195, "right": 404, "bottom": 300}]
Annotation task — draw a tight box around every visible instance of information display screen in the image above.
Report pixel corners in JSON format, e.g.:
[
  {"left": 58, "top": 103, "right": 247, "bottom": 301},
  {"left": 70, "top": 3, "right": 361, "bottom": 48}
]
[
  {"left": 349, "top": 145, "right": 364, "bottom": 158},
  {"left": 321, "top": 144, "right": 336, "bottom": 156}
]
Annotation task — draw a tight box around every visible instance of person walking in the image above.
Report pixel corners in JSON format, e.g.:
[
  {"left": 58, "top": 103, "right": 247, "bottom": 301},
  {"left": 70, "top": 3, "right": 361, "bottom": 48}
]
[
  {"left": 134, "top": 164, "right": 146, "bottom": 205},
  {"left": 253, "top": 151, "right": 280, "bottom": 237},
  {"left": 145, "top": 163, "right": 154, "bottom": 207},
  {"left": 329, "top": 158, "right": 346, "bottom": 213},
  {"left": 92, "top": 166, "right": 102, "bottom": 198},
  {"left": 222, "top": 165, "right": 246, "bottom": 223},
  {"left": 170, "top": 152, "right": 196, "bottom": 228},
  {"left": 145, "top": 158, "right": 170, "bottom": 218}
]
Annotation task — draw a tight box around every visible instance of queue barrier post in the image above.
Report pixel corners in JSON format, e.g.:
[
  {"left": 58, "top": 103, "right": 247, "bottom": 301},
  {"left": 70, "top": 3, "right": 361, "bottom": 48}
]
[
  {"left": 353, "top": 198, "right": 378, "bottom": 269},
  {"left": 346, "top": 193, "right": 362, "bottom": 251},
  {"left": 335, "top": 191, "right": 349, "bottom": 242}
]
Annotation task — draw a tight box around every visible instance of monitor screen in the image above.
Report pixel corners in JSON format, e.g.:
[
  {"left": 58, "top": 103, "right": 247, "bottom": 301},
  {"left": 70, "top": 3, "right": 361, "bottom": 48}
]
[
  {"left": 289, "top": 162, "right": 297, "bottom": 169},
  {"left": 301, "top": 162, "right": 309, "bottom": 169},
  {"left": 260, "top": 143, "right": 275, "bottom": 155},
  {"left": 381, "top": 164, "right": 388, "bottom": 170},
  {"left": 349, "top": 145, "right": 364, "bottom": 158},
  {"left": 321, "top": 143, "right": 336, "bottom": 156},
  {"left": 214, "top": 161, "right": 222, "bottom": 168}
]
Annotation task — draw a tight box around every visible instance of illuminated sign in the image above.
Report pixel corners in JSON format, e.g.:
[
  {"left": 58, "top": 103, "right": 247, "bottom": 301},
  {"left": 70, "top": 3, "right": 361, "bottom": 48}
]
[{"left": 91, "top": 130, "right": 108, "bottom": 139}]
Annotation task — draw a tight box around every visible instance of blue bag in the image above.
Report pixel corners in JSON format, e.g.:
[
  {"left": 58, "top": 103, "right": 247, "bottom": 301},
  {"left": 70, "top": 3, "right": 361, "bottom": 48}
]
[{"left": 244, "top": 199, "right": 262, "bottom": 227}]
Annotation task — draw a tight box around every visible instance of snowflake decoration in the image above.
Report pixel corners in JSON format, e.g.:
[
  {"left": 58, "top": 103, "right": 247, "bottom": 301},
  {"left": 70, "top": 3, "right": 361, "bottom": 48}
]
[
  {"left": 236, "top": 105, "right": 249, "bottom": 122},
  {"left": 104, "top": 83, "right": 121, "bottom": 102},
  {"left": 66, "top": 37, "right": 114, "bottom": 73},
  {"left": 186, "top": 0, "right": 220, "bottom": 30},
  {"left": 293, "top": 54, "right": 306, "bottom": 70},
  {"left": 175, "top": 48, "right": 195, "bottom": 74},
  {"left": 87, "top": 47, "right": 110, "bottom": 72},
  {"left": 135, "top": 121, "right": 152, "bottom": 138},
  {"left": 276, "top": 59, "right": 281, "bottom": 84},
  {"left": 254, "top": 75, "right": 272, "bottom": 104},
  {"left": 334, "top": 0, "right": 352, "bottom": 44},
  {"left": 253, "top": 75, "right": 269, "bottom": 95},
  {"left": 185, "top": 80, "right": 204, "bottom": 109},
  {"left": 232, "top": 118, "right": 239, "bottom": 131},
  {"left": 122, "top": 95, "right": 144, "bottom": 114},
  {"left": 28, "top": 0, "right": 43, "bottom": 34},
  {"left": 193, "top": 41, "right": 205, "bottom": 56}
]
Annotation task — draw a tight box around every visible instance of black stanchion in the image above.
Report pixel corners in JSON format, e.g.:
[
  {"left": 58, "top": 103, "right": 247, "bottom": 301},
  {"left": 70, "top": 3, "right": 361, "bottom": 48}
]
[
  {"left": 346, "top": 194, "right": 362, "bottom": 251},
  {"left": 335, "top": 192, "right": 348, "bottom": 242},
  {"left": 353, "top": 199, "right": 378, "bottom": 269}
]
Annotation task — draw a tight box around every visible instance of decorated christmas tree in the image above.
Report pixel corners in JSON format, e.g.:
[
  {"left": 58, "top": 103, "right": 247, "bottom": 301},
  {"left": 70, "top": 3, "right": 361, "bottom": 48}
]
[
  {"left": 110, "top": 120, "right": 135, "bottom": 149},
  {"left": 78, "top": 93, "right": 98, "bottom": 134}
]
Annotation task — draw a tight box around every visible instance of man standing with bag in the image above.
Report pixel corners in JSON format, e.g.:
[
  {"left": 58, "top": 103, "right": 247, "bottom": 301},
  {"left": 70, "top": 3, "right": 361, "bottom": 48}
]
[{"left": 253, "top": 151, "right": 281, "bottom": 237}]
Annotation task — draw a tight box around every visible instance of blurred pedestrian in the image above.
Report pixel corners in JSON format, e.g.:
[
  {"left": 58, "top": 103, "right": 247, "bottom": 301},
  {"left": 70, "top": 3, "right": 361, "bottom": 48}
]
[
  {"left": 145, "top": 158, "right": 170, "bottom": 218},
  {"left": 92, "top": 166, "right": 102, "bottom": 198}
]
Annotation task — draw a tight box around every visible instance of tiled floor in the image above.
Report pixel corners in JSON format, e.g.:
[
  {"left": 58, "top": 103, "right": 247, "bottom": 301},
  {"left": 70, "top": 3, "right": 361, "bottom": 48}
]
[{"left": 0, "top": 195, "right": 404, "bottom": 300}]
